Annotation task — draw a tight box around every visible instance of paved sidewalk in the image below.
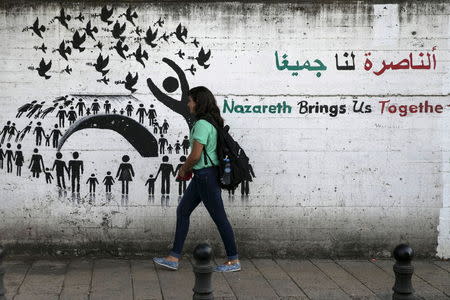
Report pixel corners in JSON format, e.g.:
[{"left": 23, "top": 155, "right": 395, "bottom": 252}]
[{"left": 2, "top": 257, "right": 449, "bottom": 300}]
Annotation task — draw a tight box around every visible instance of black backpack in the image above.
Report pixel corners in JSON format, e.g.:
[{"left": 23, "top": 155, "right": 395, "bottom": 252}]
[{"left": 198, "top": 115, "right": 252, "bottom": 190}]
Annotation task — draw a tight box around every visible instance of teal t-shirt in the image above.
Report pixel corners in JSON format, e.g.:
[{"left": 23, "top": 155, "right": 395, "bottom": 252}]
[{"left": 190, "top": 119, "right": 220, "bottom": 170}]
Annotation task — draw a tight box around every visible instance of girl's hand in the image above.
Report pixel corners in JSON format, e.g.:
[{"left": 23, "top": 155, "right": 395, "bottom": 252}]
[{"left": 178, "top": 165, "right": 186, "bottom": 178}]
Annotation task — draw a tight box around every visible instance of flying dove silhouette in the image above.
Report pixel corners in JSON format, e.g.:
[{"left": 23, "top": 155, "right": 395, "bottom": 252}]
[
  {"left": 94, "top": 54, "right": 110, "bottom": 76},
  {"left": 123, "top": 72, "right": 138, "bottom": 93},
  {"left": 120, "top": 6, "right": 138, "bottom": 27},
  {"left": 36, "top": 58, "right": 52, "bottom": 79},
  {"left": 24, "top": 17, "right": 46, "bottom": 39},
  {"left": 84, "top": 20, "right": 98, "bottom": 41},
  {"left": 54, "top": 40, "right": 71, "bottom": 60},
  {"left": 144, "top": 26, "right": 158, "bottom": 48},
  {"left": 100, "top": 6, "right": 114, "bottom": 25},
  {"left": 195, "top": 47, "right": 211, "bottom": 69},
  {"left": 171, "top": 23, "right": 187, "bottom": 44},
  {"left": 112, "top": 21, "right": 126, "bottom": 41},
  {"left": 53, "top": 8, "right": 71, "bottom": 29},
  {"left": 130, "top": 44, "right": 148, "bottom": 67},
  {"left": 112, "top": 40, "right": 129, "bottom": 59},
  {"left": 70, "top": 30, "right": 86, "bottom": 52}
]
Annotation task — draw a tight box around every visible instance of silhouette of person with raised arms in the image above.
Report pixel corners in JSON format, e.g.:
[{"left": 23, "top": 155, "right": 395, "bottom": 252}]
[
  {"left": 29, "top": 148, "right": 44, "bottom": 178},
  {"left": 103, "top": 171, "right": 115, "bottom": 193},
  {"left": 182, "top": 135, "right": 190, "bottom": 155},
  {"left": 104, "top": 100, "right": 111, "bottom": 114},
  {"left": 76, "top": 98, "right": 86, "bottom": 116},
  {"left": 136, "top": 103, "right": 147, "bottom": 124},
  {"left": 67, "top": 107, "right": 77, "bottom": 125},
  {"left": 52, "top": 152, "right": 69, "bottom": 189},
  {"left": 174, "top": 156, "right": 188, "bottom": 196},
  {"left": 14, "top": 144, "right": 24, "bottom": 176},
  {"left": 91, "top": 99, "right": 100, "bottom": 115},
  {"left": 44, "top": 133, "right": 51, "bottom": 147},
  {"left": 68, "top": 151, "right": 84, "bottom": 193},
  {"left": 4, "top": 143, "right": 14, "bottom": 173},
  {"left": 116, "top": 155, "right": 135, "bottom": 195},
  {"left": 0, "top": 121, "right": 11, "bottom": 145},
  {"left": 155, "top": 155, "right": 175, "bottom": 195},
  {"left": 147, "top": 104, "right": 157, "bottom": 126},
  {"left": 56, "top": 106, "right": 68, "bottom": 128},
  {"left": 86, "top": 173, "right": 99, "bottom": 193},
  {"left": 158, "top": 134, "right": 168, "bottom": 154},
  {"left": 44, "top": 168, "right": 54, "bottom": 184},
  {"left": 145, "top": 174, "right": 157, "bottom": 196},
  {"left": 51, "top": 124, "right": 63, "bottom": 149},
  {"left": 125, "top": 101, "right": 134, "bottom": 117}
]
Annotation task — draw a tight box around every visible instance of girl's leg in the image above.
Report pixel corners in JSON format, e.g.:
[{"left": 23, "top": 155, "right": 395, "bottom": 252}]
[
  {"left": 199, "top": 169, "right": 238, "bottom": 260},
  {"left": 169, "top": 179, "right": 201, "bottom": 259}
]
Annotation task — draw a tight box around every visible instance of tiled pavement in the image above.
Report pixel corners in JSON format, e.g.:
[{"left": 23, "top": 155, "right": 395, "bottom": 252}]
[{"left": 3, "top": 257, "right": 449, "bottom": 299}]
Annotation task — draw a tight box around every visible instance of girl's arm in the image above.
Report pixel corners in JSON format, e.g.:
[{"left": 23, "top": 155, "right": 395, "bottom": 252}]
[{"left": 180, "top": 140, "right": 203, "bottom": 173}]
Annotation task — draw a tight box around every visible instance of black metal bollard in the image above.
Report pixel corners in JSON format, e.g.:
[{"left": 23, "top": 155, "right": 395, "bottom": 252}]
[
  {"left": 192, "top": 243, "right": 214, "bottom": 300},
  {"left": 0, "top": 246, "right": 6, "bottom": 300},
  {"left": 392, "top": 244, "right": 415, "bottom": 300}
]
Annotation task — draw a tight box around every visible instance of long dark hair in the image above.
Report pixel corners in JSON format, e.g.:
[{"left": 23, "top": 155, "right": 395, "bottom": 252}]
[{"left": 188, "top": 86, "right": 224, "bottom": 128}]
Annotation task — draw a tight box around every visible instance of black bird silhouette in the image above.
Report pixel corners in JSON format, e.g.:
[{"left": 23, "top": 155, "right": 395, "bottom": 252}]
[
  {"left": 99, "top": 6, "right": 114, "bottom": 25},
  {"left": 33, "top": 43, "right": 47, "bottom": 53},
  {"left": 112, "top": 40, "right": 129, "bottom": 59},
  {"left": 97, "top": 77, "right": 110, "bottom": 85},
  {"left": 69, "top": 30, "right": 86, "bottom": 52},
  {"left": 157, "top": 32, "right": 170, "bottom": 43},
  {"left": 51, "top": 8, "right": 71, "bottom": 29},
  {"left": 36, "top": 58, "right": 52, "bottom": 79},
  {"left": 124, "top": 72, "right": 138, "bottom": 93},
  {"left": 133, "top": 26, "right": 143, "bottom": 36},
  {"left": 195, "top": 47, "right": 211, "bottom": 69},
  {"left": 23, "top": 18, "right": 46, "bottom": 39},
  {"left": 53, "top": 40, "right": 71, "bottom": 60},
  {"left": 75, "top": 12, "right": 84, "bottom": 22},
  {"left": 191, "top": 38, "right": 199, "bottom": 48},
  {"left": 153, "top": 17, "right": 164, "bottom": 27},
  {"left": 112, "top": 21, "right": 126, "bottom": 41},
  {"left": 128, "top": 44, "right": 148, "bottom": 67},
  {"left": 175, "top": 49, "right": 185, "bottom": 59},
  {"left": 62, "top": 65, "right": 72, "bottom": 74},
  {"left": 94, "top": 41, "right": 103, "bottom": 50},
  {"left": 93, "top": 54, "right": 110, "bottom": 76},
  {"left": 185, "top": 64, "right": 197, "bottom": 76},
  {"left": 170, "top": 23, "right": 187, "bottom": 44},
  {"left": 83, "top": 20, "right": 98, "bottom": 40},
  {"left": 144, "top": 26, "right": 158, "bottom": 48},
  {"left": 119, "top": 6, "right": 138, "bottom": 27}
]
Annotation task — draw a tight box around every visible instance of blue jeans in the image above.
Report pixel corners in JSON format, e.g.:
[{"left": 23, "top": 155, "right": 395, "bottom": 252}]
[{"left": 169, "top": 166, "right": 239, "bottom": 260}]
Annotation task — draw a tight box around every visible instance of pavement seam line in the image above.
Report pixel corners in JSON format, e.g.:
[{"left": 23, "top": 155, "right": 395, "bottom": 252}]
[
  {"left": 273, "top": 258, "right": 311, "bottom": 300},
  {"left": 211, "top": 257, "right": 237, "bottom": 299},
  {"left": 87, "top": 258, "right": 95, "bottom": 300},
  {"left": 57, "top": 259, "right": 71, "bottom": 300},
  {"left": 11, "top": 259, "right": 33, "bottom": 300},
  {"left": 249, "top": 258, "right": 282, "bottom": 298}
]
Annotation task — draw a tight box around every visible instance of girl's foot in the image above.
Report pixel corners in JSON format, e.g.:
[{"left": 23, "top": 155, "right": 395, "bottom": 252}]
[
  {"left": 214, "top": 260, "right": 241, "bottom": 272},
  {"left": 153, "top": 256, "right": 179, "bottom": 270}
]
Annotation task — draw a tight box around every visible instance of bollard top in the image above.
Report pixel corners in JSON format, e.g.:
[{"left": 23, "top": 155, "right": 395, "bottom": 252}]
[
  {"left": 393, "top": 244, "right": 414, "bottom": 262},
  {"left": 193, "top": 243, "right": 212, "bottom": 263}
]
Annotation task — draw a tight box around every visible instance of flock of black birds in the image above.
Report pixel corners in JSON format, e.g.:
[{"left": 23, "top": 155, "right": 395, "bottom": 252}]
[{"left": 23, "top": 6, "right": 212, "bottom": 93}]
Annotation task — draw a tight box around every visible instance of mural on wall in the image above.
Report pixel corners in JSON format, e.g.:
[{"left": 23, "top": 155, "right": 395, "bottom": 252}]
[{"left": 1, "top": 5, "right": 255, "bottom": 203}]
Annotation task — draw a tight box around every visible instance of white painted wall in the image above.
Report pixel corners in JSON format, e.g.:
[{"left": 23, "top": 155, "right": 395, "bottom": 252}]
[{"left": 0, "top": 1, "right": 448, "bottom": 258}]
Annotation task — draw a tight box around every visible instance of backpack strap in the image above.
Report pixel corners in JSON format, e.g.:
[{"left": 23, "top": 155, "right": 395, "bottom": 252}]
[{"left": 203, "top": 147, "right": 214, "bottom": 166}]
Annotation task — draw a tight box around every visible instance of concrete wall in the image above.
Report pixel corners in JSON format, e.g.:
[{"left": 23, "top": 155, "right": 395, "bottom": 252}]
[{"left": 0, "top": 1, "right": 448, "bottom": 258}]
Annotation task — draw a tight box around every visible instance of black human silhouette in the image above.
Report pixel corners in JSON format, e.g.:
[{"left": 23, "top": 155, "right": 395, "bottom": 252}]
[
  {"left": 16, "top": 122, "right": 32, "bottom": 142},
  {"left": 174, "top": 140, "right": 181, "bottom": 154},
  {"left": 86, "top": 108, "right": 91, "bottom": 115},
  {"left": 104, "top": 100, "right": 111, "bottom": 114},
  {"left": 0, "top": 121, "right": 10, "bottom": 145},
  {"left": 91, "top": 99, "right": 100, "bottom": 115},
  {"left": 28, "top": 148, "right": 44, "bottom": 178},
  {"left": 174, "top": 156, "right": 188, "bottom": 195},
  {"left": 153, "top": 122, "right": 159, "bottom": 134},
  {"left": 125, "top": 101, "right": 134, "bottom": 117},
  {"left": 68, "top": 151, "right": 84, "bottom": 193},
  {"left": 0, "top": 147, "right": 3, "bottom": 169},
  {"left": 4, "top": 143, "right": 14, "bottom": 173},
  {"left": 158, "top": 125, "right": 164, "bottom": 135},
  {"left": 33, "top": 122, "right": 45, "bottom": 146},
  {"left": 67, "top": 107, "right": 77, "bottom": 125},
  {"left": 26, "top": 101, "right": 45, "bottom": 118},
  {"left": 119, "top": 108, "right": 124, "bottom": 115},
  {"left": 44, "top": 168, "right": 54, "bottom": 184},
  {"left": 86, "top": 173, "right": 99, "bottom": 193},
  {"left": 182, "top": 135, "right": 190, "bottom": 155},
  {"left": 7, "top": 123, "right": 18, "bottom": 141},
  {"left": 116, "top": 155, "right": 135, "bottom": 195},
  {"left": 76, "top": 99, "right": 86, "bottom": 116},
  {"left": 161, "top": 119, "right": 169, "bottom": 134},
  {"left": 39, "top": 103, "right": 58, "bottom": 119},
  {"left": 56, "top": 106, "right": 67, "bottom": 127},
  {"left": 44, "top": 133, "right": 51, "bottom": 147},
  {"left": 147, "top": 104, "right": 157, "bottom": 126},
  {"left": 16, "top": 100, "right": 37, "bottom": 118},
  {"left": 103, "top": 171, "right": 115, "bottom": 193},
  {"left": 136, "top": 103, "right": 147, "bottom": 123},
  {"left": 52, "top": 152, "right": 69, "bottom": 189},
  {"left": 155, "top": 155, "right": 175, "bottom": 195},
  {"left": 14, "top": 144, "right": 24, "bottom": 176},
  {"left": 51, "top": 124, "right": 62, "bottom": 149},
  {"left": 167, "top": 144, "right": 173, "bottom": 154},
  {"left": 241, "top": 164, "right": 256, "bottom": 196},
  {"left": 158, "top": 134, "right": 168, "bottom": 154},
  {"left": 145, "top": 174, "right": 157, "bottom": 195}
]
